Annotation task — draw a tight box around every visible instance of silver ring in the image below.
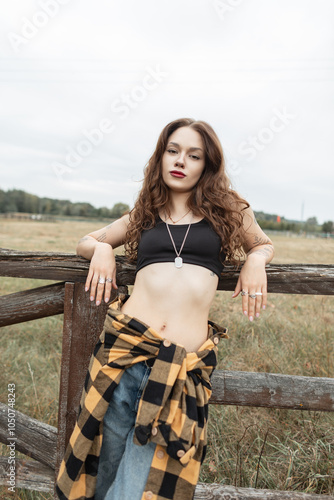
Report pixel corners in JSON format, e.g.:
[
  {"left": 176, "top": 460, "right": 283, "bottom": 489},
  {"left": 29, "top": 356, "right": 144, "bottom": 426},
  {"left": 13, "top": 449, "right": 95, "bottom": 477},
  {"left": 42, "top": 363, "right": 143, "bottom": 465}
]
[
  {"left": 241, "top": 290, "right": 248, "bottom": 296},
  {"left": 249, "top": 294, "right": 257, "bottom": 299},
  {"left": 106, "top": 278, "right": 113, "bottom": 283},
  {"left": 98, "top": 277, "right": 106, "bottom": 284},
  {"left": 255, "top": 292, "right": 263, "bottom": 296}
]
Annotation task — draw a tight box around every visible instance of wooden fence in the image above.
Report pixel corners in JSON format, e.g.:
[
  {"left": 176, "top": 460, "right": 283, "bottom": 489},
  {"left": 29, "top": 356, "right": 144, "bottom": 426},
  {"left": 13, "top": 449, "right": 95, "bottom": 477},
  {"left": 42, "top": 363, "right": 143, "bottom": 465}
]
[{"left": 0, "top": 249, "right": 333, "bottom": 499}]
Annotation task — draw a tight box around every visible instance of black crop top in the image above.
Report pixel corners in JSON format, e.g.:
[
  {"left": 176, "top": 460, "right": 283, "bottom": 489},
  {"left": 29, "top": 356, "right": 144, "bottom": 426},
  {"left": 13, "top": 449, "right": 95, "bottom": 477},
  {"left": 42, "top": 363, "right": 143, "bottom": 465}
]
[{"left": 136, "top": 216, "right": 225, "bottom": 277}]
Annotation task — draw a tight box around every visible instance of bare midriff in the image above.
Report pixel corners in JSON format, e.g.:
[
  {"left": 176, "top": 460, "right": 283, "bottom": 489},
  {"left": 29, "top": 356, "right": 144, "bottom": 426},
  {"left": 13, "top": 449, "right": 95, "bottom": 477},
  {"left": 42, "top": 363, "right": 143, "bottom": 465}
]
[{"left": 120, "top": 262, "right": 219, "bottom": 352}]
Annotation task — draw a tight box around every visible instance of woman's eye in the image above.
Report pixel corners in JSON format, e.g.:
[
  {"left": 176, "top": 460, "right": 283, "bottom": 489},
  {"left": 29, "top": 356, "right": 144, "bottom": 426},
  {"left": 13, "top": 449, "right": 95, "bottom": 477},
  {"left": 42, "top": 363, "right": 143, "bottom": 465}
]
[
  {"left": 167, "top": 149, "right": 178, "bottom": 154},
  {"left": 190, "top": 155, "right": 200, "bottom": 160}
]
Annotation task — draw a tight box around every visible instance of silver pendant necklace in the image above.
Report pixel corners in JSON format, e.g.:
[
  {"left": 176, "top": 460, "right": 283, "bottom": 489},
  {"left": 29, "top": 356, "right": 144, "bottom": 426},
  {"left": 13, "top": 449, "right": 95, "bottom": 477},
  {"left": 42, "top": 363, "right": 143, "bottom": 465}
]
[{"left": 164, "top": 213, "right": 192, "bottom": 268}]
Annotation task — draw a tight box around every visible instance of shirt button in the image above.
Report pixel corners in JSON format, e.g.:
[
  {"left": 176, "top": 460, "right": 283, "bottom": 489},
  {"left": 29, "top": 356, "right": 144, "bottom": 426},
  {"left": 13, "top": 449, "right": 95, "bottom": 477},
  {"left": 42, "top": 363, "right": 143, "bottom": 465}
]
[
  {"left": 151, "top": 427, "right": 158, "bottom": 436},
  {"left": 156, "top": 450, "right": 165, "bottom": 459},
  {"left": 163, "top": 339, "right": 171, "bottom": 347},
  {"left": 177, "top": 449, "right": 185, "bottom": 458},
  {"left": 145, "top": 492, "right": 153, "bottom": 500},
  {"left": 213, "top": 336, "right": 219, "bottom": 345}
]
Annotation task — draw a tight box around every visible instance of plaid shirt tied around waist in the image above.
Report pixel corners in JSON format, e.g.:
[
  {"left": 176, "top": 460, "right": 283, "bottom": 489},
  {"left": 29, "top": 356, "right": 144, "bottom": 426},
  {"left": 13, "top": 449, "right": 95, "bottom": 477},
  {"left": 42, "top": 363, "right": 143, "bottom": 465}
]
[{"left": 56, "top": 295, "right": 228, "bottom": 500}]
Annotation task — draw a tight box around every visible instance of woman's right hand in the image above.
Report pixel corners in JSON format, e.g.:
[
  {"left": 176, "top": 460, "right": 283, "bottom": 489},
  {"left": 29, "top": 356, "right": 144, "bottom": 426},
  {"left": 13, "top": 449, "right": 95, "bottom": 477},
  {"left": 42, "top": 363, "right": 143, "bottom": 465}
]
[{"left": 85, "top": 242, "right": 118, "bottom": 305}]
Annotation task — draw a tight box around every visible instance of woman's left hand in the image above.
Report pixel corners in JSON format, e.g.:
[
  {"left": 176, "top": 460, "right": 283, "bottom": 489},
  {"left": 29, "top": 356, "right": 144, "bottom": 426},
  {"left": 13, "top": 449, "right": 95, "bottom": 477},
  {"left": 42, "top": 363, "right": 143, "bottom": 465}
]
[{"left": 232, "top": 254, "right": 267, "bottom": 321}]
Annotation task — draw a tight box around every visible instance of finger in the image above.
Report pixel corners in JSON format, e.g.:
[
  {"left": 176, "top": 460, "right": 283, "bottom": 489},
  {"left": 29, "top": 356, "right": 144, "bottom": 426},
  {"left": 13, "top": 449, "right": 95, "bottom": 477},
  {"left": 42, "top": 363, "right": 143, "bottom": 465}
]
[
  {"left": 242, "top": 289, "right": 249, "bottom": 317},
  {"left": 90, "top": 273, "right": 99, "bottom": 302},
  {"left": 85, "top": 268, "right": 94, "bottom": 292},
  {"left": 248, "top": 290, "right": 256, "bottom": 321},
  {"left": 96, "top": 279, "right": 107, "bottom": 305},
  {"left": 232, "top": 278, "right": 241, "bottom": 298},
  {"left": 255, "top": 292, "right": 262, "bottom": 318},
  {"left": 104, "top": 278, "right": 113, "bottom": 303},
  {"left": 262, "top": 286, "right": 268, "bottom": 310}
]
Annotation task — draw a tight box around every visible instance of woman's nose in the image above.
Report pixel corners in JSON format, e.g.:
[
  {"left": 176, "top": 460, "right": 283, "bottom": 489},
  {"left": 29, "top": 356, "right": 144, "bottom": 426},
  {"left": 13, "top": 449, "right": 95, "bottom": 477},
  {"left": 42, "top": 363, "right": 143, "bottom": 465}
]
[{"left": 175, "top": 152, "right": 185, "bottom": 167}]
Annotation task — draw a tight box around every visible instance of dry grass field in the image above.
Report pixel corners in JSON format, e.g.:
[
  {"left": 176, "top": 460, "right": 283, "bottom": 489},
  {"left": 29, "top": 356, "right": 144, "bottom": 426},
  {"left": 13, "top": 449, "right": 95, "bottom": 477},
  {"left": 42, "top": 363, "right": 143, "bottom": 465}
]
[{"left": 0, "top": 218, "right": 333, "bottom": 499}]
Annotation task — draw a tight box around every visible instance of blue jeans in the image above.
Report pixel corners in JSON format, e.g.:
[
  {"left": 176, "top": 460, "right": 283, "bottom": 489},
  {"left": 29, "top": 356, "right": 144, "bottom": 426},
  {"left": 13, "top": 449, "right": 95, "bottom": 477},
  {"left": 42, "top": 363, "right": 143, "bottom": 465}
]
[{"left": 94, "top": 361, "right": 157, "bottom": 500}]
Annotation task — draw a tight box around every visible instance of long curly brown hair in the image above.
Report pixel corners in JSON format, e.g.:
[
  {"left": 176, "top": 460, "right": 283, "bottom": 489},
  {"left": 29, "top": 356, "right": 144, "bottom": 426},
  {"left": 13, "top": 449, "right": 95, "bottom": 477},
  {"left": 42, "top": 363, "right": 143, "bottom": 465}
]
[{"left": 125, "top": 118, "right": 249, "bottom": 267}]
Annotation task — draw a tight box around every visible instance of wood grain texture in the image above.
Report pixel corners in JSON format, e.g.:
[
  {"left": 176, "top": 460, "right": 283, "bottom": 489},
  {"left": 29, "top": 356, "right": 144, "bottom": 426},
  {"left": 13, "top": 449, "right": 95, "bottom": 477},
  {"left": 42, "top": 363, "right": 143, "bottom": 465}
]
[
  {"left": 0, "top": 402, "right": 57, "bottom": 469},
  {"left": 0, "top": 457, "right": 54, "bottom": 492},
  {"left": 0, "top": 282, "right": 65, "bottom": 327},
  {"left": 55, "top": 282, "right": 111, "bottom": 476},
  {"left": 0, "top": 249, "right": 334, "bottom": 295},
  {"left": 210, "top": 370, "right": 334, "bottom": 412}
]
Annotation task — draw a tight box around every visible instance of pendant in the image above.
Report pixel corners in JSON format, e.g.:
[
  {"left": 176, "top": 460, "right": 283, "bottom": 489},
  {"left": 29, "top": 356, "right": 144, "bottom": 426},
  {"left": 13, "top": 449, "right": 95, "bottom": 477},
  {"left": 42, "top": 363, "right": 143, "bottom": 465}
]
[{"left": 175, "top": 257, "right": 183, "bottom": 268}]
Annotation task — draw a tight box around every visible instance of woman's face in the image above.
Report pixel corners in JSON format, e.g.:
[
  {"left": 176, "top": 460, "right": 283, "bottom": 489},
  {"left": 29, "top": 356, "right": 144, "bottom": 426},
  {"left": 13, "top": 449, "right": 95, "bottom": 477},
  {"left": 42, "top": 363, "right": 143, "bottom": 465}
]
[{"left": 161, "top": 126, "right": 206, "bottom": 194}]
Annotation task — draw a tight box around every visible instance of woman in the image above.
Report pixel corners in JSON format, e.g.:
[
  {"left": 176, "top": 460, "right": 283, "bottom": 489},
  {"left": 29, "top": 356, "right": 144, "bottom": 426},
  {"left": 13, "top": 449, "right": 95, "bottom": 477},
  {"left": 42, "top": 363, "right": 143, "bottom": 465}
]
[{"left": 56, "top": 118, "right": 274, "bottom": 500}]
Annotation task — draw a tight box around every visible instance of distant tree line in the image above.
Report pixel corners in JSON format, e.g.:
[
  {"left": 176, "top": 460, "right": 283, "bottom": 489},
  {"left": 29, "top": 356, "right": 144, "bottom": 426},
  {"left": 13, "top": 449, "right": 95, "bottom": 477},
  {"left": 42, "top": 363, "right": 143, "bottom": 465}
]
[
  {"left": 254, "top": 212, "right": 333, "bottom": 234},
  {"left": 0, "top": 189, "right": 332, "bottom": 233},
  {"left": 0, "top": 189, "right": 129, "bottom": 219}
]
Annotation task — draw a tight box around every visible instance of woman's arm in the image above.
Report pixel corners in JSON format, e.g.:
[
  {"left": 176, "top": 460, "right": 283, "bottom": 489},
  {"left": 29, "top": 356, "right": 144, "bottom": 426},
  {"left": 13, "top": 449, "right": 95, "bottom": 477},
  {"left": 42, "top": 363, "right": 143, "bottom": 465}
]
[
  {"left": 232, "top": 205, "right": 274, "bottom": 321},
  {"left": 77, "top": 213, "right": 130, "bottom": 305},
  {"left": 241, "top": 206, "right": 274, "bottom": 263},
  {"left": 76, "top": 213, "right": 130, "bottom": 258}
]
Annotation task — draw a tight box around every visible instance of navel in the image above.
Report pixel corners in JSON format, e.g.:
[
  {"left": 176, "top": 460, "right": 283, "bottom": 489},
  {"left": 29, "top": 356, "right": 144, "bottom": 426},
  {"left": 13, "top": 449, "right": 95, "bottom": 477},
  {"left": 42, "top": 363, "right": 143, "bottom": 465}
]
[{"left": 160, "top": 322, "right": 167, "bottom": 332}]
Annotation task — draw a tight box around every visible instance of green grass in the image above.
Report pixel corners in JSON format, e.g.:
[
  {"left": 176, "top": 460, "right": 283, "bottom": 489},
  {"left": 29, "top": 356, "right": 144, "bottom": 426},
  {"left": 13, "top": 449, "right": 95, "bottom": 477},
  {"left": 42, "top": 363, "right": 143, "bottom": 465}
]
[{"left": 203, "top": 405, "right": 333, "bottom": 494}]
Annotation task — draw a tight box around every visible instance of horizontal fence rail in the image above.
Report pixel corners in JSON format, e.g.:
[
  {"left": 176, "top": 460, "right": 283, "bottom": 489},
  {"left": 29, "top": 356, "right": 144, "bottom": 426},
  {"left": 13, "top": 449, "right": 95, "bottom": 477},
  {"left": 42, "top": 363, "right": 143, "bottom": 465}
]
[
  {"left": 0, "top": 282, "right": 65, "bottom": 326},
  {"left": 0, "top": 249, "right": 333, "bottom": 499},
  {"left": 211, "top": 370, "right": 334, "bottom": 412},
  {"left": 0, "top": 249, "right": 334, "bottom": 295},
  {"left": 0, "top": 402, "right": 56, "bottom": 469}
]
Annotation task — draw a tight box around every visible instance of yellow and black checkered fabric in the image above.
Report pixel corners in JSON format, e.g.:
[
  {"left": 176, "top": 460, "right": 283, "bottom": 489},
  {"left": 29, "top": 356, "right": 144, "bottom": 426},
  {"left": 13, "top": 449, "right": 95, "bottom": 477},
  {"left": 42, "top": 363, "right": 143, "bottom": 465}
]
[{"left": 56, "top": 295, "right": 228, "bottom": 500}]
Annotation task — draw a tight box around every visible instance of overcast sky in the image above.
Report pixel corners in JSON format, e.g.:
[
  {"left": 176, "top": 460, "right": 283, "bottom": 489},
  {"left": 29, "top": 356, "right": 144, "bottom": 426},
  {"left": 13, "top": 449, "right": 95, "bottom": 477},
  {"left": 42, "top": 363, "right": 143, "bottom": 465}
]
[{"left": 1, "top": 0, "right": 333, "bottom": 223}]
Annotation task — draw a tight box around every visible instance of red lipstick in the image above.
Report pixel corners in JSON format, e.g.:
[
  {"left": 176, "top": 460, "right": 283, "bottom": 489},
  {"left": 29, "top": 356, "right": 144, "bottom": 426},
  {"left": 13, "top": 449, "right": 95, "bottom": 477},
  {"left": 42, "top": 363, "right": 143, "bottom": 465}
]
[{"left": 170, "top": 170, "right": 185, "bottom": 178}]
